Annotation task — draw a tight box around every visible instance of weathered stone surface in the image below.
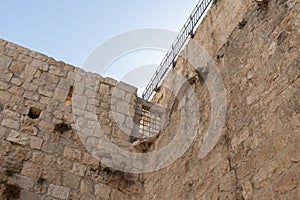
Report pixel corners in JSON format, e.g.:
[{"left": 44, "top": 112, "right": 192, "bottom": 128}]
[
  {"left": 62, "top": 171, "right": 81, "bottom": 189},
  {"left": 94, "top": 183, "right": 111, "bottom": 199},
  {"left": 11, "top": 77, "right": 23, "bottom": 86},
  {"left": 111, "top": 189, "right": 129, "bottom": 200},
  {"left": 8, "top": 174, "right": 35, "bottom": 190},
  {"left": 82, "top": 153, "right": 99, "bottom": 166},
  {"left": 0, "top": 55, "right": 12, "bottom": 68},
  {"left": 80, "top": 180, "right": 94, "bottom": 194},
  {"left": 71, "top": 163, "right": 87, "bottom": 177},
  {"left": 48, "top": 184, "right": 70, "bottom": 200},
  {"left": 6, "top": 130, "right": 28, "bottom": 145},
  {"left": 64, "top": 147, "right": 82, "bottom": 162},
  {"left": 1, "top": 119, "right": 20, "bottom": 130},
  {"left": 0, "top": 0, "right": 298, "bottom": 199},
  {"left": 21, "top": 162, "right": 42, "bottom": 178},
  {"left": 29, "top": 136, "right": 43, "bottom": 149}
]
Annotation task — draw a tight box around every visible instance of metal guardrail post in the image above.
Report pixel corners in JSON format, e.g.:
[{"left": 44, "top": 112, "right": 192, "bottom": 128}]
[{"left": 142, "top": 0, "right": 213, "bottom": 100}]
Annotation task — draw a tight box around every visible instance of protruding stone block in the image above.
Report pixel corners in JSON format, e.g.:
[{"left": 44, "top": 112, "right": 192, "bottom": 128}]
[{"left": 6, "top": 130, "right": 27, "bottom": 145}]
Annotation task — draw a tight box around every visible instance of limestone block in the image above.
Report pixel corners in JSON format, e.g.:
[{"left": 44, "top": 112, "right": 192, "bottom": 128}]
[
  {"left": 94, "top": 183, "right": 111, "bottom": 199},
  {"left": 23, "top": 82, "right": 38, "bottom": 92},
  {"left": 23, "top": 91, "right": 39, "bottom": 101},
  {"left": 49, "top": 65, "right": 68, "bottom": 77},
  {"left": 64, "top": 147, "right": 82, "bottom": 162},
  {"left": 20, "top": 126, "right": 38, "bottom": 136},
  {"left": 99, "top": 83, "right": 110, "bottom": 94},
  {"left": 21, "top": 162, "right": 42, "bottom": 178},
  {"left": 104, "top": 77, "right": 117, "bottom": 86},
  {"left": 117, "top": 81, "right": 137, "bottom": 93},
  {"left": 31, "top": 59, "right": 48, "bottom": 71},
  {"left": 58, "top": 78, "right": 72, "bottom": 90},
  {"left": 48, "top": 184, "right": 70, "bottom": 200},
  {"left": 0, "top": 80, "right": 9, "bottom": 90},
  {"left": 1, "top": 71, "right": 13, "bottom": 82},
  {"left": 11, "top": 78, "right": 23, "bottom": 86},
  {"left": 62, "top": 171, "right": 81, "bottom": 189},
  {"left": 53, "top": 88, "right": 68, "bottom": 102},
  {"left": 20, "top": 64, "right": 37, "bottom": 82},
  {"left": 39, "top": 121, "right": 54, "bottom": 131},
  {"left": 19, "top": 190, "right": 40, "bottom": 200},
  {"left": 80, "top": 180, "right": 94, "bottom": 194},
  {"left": 112, "top": 87, "right": 126, "bottom": 100},
  {"left": 6, "top": 130, "right": 28, "bottom": 145},
  {"left": 0, "top": 55, "right": 12, "bottom": 68},
  {"left": 8, "top": 174, "right": 35, "bottom": 190},
  {"left": 110, "top": 189, "right": 129, "bottom": 200},
  {"left": 82, "top": 153, "right": 99, "bottom": 166},
  {"left": 73, "top": 95, "right": 88, "bottom": 110},
  {"left": 42, "top": 141, "right": 62, "bottom": 156},
  {"left": 10, "top": 61, "right": 25, "bottom": 74},
  {"left": 57, "top": 157, "right": 73, "bottom": 171},
  {"left": 0, "top": 90, "right": 11, "bottom": 102},
  {"left": 71, "top": 163, "right": 87, "bottom": 177},
  {"left": 74, "top": 82, "right": 85, "bottom": 95},
  {"left": 18, "top": 54, "right": 33, "bottom": 64},
  {"left": 42, "top": 167, "right": 62, "bottom": 185},
  {"left": 30, "top": 136, "right": 43, "bottom": 149},
  {"left": 38, "top": 87, "right": 53, "bottom": 97},
  {"left": 1, "top": 118, "right": 20, "bottom": 131},
  {"left": 31, "top": 151, "right": 44, "bottom": 164},
  {"left": 231, "top": 127, "right": 250, "bottom": 149}
]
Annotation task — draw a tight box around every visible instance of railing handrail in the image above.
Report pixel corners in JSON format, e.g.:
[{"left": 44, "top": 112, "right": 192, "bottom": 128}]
[{"left": 142, "top": 0, "right": 213, "bottom": 100}]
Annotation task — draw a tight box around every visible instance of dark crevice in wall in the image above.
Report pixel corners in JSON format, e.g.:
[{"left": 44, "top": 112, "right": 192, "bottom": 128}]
[
  {"left": 54, "top": 122, "right": 72, "bottom": 134},
  {"left": 65, "top": 86, "right": 74, "bottom": 106},
  {"left": 28, "top": 107, "right": 42, "bottom": 119}
]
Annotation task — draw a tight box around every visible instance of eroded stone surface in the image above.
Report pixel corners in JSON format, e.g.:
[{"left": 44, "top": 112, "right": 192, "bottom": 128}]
[
  {"left": 0, "top": 0, "right": 299, "bottom": 199},
  {"left": 48, "top": 184, "right": 70, "bottom": 200}
]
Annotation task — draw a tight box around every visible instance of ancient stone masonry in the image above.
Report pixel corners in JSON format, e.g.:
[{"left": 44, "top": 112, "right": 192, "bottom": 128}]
[
  {"left": 0, "top": 36, "right": 166, "bottom": 199},
  {"left": 0, "top": 0, "right": 299, "bottom": 199},
  {"left": 144, "top": 0, "right": 300, "bottom": 199}
]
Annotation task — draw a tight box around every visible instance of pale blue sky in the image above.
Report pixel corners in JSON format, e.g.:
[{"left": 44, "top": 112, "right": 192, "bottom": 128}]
[{"left": 0, "top": 0, "right": 202, "bottom": 90}]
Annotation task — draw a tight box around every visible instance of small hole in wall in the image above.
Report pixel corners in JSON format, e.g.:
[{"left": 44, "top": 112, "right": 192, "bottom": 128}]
[
  {"left": 65, "top": 86, "right": 74, "bottom": 106},
  {"left": 28, "top": 107, "right": 42, "bottom": 119}
]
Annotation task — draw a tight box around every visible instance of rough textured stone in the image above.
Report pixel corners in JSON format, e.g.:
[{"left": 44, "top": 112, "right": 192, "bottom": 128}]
[
  {"left": 21, "top": 162, "right": 42, "bottom": 178},
  {"left": 1, "top": 119, "right": 20, "bottom": 130},
  {"left": 64, "top": 147, "right": 82, "bottom": 162},
  {"left": 80, "top": 180, "right": 94, "bottom": 194},
  {"left": 29, "top": 136, "right": 43, "bottom": 149},
  {"left": 62, "top": 171, "right": 81, "bottom": 189},
  {"left": 71, "top": 163, "right": 87, "bottom": 177},
  {"left": 94, "top": 183, "right": 111, "bottom": 199},
  {"left": 0, "top": 0, "right": 298, "bottom": 199},
  {"left": 0, "top": 55, "right": 12, "bottom": 68},
  {"left": 6, "top": 130, "right": 28, "bottom": 145},
  {"left": 8, "top": 175, "right": 35, "bottom": 190},
  {"left": 48, "top": 184, "right": 70, "bottom": 200}
]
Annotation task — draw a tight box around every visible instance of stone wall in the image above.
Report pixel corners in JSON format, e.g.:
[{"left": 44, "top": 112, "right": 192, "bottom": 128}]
[
  {"left": 0, "top": 0, "right": 299, "bottom": 199},
  {"left": 143, "top": 0, "right": 300, "bottom": 199},
  {"left": 0, "top": 37, "right": 154, "bottom": 199}
]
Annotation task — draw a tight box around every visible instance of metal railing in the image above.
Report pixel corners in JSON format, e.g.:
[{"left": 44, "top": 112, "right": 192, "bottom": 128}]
[{"left": 142, "top": 0, "right": 213, "bottom": 100}]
